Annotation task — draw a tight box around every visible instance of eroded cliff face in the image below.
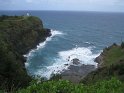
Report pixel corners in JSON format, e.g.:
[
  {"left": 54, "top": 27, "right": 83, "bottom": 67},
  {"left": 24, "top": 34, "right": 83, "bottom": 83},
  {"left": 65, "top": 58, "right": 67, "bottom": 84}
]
[{"left": 0, "top": 15, "right": 51, "bottom": 90}]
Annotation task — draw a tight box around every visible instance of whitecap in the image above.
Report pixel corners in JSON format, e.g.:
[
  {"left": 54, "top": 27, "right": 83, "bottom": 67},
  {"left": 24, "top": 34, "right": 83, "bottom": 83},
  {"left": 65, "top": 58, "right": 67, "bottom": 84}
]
[
  {"left": 35, "top": 47, "right": 101, "bottom": 79},
  {"left": 58, "top": 47, "right": 99, "bottom": 65},
  {"left": 84, "top": 42, "right": 91, "bottom": 44}
]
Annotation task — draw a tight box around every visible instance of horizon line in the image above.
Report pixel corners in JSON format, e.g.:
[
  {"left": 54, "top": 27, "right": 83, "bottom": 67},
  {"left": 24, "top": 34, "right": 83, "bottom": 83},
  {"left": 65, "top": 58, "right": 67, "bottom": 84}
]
[{"left": 0, "top": 10, "right": 124, "bottom": 13}]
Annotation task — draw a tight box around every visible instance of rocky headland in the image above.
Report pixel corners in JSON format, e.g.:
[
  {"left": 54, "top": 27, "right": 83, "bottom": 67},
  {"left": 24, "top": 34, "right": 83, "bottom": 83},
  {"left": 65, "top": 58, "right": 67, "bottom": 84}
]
[
  {"left": 81, "top": 43, "right": 124, "bottom": 84},
  {"left": 0, "top": 15, "right": 51, "bottom": 90}
]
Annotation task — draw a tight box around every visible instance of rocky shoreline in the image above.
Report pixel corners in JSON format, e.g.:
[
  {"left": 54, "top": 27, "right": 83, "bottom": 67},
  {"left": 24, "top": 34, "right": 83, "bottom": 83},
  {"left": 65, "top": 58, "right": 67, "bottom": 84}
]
[
  {"left": 94, "top": 52, "right": 104, "bottom": 68},
  {"left": 61, "top": 64, "right": 95, "bottom": 83},
  {"left": 60, "top": 58, "right": 96, "bottom": 83},
  {"left": 60, "top": 44, "right": 121, "bottom": 83}
]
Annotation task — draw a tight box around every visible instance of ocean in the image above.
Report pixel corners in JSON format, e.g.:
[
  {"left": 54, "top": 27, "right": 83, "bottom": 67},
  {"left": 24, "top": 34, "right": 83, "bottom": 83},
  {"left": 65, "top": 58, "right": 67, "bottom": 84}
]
[{"left": 0, "top": 11, "right": 124, "bottom": 78}]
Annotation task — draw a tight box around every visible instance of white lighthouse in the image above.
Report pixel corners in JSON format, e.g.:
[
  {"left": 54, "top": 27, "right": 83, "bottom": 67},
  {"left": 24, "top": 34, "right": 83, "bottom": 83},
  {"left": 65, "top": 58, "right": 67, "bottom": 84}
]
[{"left": 27, "top": 13, "right": 30, "bottom": 16}]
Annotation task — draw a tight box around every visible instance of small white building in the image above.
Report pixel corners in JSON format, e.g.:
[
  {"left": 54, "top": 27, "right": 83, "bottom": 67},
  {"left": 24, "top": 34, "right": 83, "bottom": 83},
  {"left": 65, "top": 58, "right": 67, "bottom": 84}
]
[{"left": 26, "top": 13, "right": 30, "bottom": 16}]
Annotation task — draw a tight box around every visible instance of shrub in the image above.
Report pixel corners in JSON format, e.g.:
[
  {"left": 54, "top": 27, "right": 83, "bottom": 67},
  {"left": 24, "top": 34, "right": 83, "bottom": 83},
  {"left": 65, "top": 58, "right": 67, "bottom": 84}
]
[
  {"left": 16, "top": 77, "right": 124, "bottom": 93},
  {"left": 121, "top": 42, "right": 124, "bottom": 48}
]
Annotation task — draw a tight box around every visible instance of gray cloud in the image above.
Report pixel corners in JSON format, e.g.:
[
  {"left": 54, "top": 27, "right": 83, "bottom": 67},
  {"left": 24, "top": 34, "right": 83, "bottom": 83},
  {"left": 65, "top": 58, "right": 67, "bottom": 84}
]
[{"left": 0, "top": 0, "right": 124, "bottom": 12}]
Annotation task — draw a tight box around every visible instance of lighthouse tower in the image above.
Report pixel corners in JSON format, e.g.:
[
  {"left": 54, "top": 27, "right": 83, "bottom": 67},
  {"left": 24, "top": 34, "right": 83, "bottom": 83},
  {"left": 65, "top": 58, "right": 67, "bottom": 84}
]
[{"left": 27, "top": 13, "right": 30, "bottom": 16}]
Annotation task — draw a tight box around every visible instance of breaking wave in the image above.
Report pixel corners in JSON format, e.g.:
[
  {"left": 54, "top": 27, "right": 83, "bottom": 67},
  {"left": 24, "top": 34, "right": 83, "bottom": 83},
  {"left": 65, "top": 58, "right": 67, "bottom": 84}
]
[
  {"left": 24, "top": 29, "right": 64, "bottom": 67},
  {"left": 35, "top": 47, "right": 100, "bottom": 79}
]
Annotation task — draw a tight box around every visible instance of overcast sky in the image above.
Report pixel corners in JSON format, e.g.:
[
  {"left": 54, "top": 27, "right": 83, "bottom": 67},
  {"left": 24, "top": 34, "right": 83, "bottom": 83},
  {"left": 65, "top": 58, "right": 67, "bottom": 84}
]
[{"left": 0, "top": 0, "right": 124, "bottom": 12}]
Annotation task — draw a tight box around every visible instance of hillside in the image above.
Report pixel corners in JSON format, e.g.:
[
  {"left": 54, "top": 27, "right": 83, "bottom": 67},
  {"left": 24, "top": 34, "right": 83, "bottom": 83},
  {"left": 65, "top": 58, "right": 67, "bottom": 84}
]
[
  {"left": 0, "top": 15, "right": 51, "bottom": 91},
  {"left": 81, "top": 43, "right": 124, "bottom": 84}
]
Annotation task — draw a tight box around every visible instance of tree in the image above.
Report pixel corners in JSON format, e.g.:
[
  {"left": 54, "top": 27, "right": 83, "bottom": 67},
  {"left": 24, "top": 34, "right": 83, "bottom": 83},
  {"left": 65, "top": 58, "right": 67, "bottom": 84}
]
[{"left": 121, "top": 42, "right": 124, "bottom": 48}]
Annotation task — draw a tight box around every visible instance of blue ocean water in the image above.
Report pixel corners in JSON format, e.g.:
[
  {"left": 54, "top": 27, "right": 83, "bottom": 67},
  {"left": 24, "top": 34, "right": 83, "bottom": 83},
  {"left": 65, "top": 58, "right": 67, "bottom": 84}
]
[{"left": 1, "top": 11, "right": 124, "bottom": 78}]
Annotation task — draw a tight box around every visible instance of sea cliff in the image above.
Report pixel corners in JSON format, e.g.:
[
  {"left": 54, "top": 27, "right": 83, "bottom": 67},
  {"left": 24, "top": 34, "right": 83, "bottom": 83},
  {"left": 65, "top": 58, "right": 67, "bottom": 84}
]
[
  {"left": 0, "top": 15, "right": 51, "bottom": 90},
  {"left": 81, "top": 43, "right": 124, "bottom": 84}
]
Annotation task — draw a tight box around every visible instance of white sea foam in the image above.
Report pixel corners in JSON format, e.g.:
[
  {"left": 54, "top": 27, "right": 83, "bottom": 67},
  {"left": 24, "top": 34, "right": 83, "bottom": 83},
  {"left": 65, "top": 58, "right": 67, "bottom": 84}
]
[
  {"left": 35, "top": 30, "right": 63, "bottom": 50},
  {"left": 85, "top": 42, "right": 91, "bottom": 44},
  {"left": 35, "top": 47, "right": 100, "bottom": 79},
  {"left": 24, "top": 29, "right": 63, "bottom": 67},
  {"left": 58, "top": 47, "right": 99, "bottom": 65}
]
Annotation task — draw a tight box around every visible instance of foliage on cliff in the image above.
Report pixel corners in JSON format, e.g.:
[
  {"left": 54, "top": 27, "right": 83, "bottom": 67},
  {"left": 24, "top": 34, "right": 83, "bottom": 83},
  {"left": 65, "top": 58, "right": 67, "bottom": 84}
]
[
  {"left": 16, "top": 77, "right": 124, "bottom": 93},
  {"left": 81, "top": 43, "right": 124, "bottom": 84},
  {"left": 0, "top": 15, "right": 51, "bottom": 91},
  {"left": 0, "top": 15, "right": 51, "bottom": 54}
]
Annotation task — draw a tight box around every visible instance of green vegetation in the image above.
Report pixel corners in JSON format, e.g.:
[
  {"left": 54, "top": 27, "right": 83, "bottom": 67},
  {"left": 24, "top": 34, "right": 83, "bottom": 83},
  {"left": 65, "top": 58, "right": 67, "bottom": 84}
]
[
  {"left": 0, "top": 38, "right": 31, "bottom": 91},
  {"left": 0, "top": 15, "right": 51, "bottom": 91},
  {"left": 81, "top": 60, "right": 124, "bottom": 84},
  {"left": 0, "top": 15, "right": 24, "bottom": 22},
  {"left": 0, "top": 15, "right": 51, "bottom": 54},
  {"left": 121, "top": 42, "right": 124, "bottom": 48},
  {"left": 50, "top": 74, "right": 62, "bottom": 81},
  {"left": 16, "top": 77, "right": 124, "bottom": 93},
  {"left": 81, "top": 44, "right": 124, "bottom": 85},
  {"left": 102, "top": 45, "right": 124, "bottom": 67}
]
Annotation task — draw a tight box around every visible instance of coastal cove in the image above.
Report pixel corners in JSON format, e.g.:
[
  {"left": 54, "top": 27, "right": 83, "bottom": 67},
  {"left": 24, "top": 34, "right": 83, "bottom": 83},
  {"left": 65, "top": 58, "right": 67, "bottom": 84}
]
[
  {"left": 14, "top": 11, "right": 123, "bottom": 80},
  {"left": 24, "top": 29, "right": 99, "bottom": 82},
  {"left": 1, "top": 11, "right": 124, "bottom": 79},
  {"left": 0, "top": 11, "right": 124, "bottom": 92}
]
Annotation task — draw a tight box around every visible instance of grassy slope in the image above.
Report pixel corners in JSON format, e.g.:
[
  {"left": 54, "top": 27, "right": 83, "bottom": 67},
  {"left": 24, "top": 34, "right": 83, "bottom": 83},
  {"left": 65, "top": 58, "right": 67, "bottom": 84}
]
[
  {"left": 102, "top": 45, "right": 124, "bottom": 66},
  {"left": 81, "top": 44, "right": 124, "bottom": 84}
]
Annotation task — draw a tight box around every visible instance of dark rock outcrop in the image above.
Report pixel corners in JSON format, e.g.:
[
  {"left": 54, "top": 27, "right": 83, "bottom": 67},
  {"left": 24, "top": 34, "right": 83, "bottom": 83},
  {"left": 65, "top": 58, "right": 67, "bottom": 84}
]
[
  {"left": 61, "top": 64, "right": 95, "bottom": 83},
  {"left": 72, "top": 58, "right": 80, "bottom": 65},
  {"left": 94, "top": 53, "right": 104, "bottom": 68}
]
